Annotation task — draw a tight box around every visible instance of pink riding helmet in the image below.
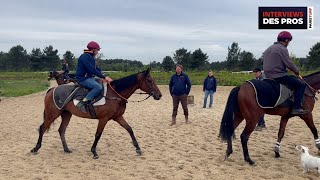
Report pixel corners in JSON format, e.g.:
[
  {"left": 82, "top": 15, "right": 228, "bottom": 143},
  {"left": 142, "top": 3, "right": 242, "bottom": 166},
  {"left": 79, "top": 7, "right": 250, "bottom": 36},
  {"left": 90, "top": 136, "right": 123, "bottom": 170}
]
[
  {"left": 277, "top": 31, "right": 292, "bottom": 42},
  {"left": 87, "top": 41, "right": 101, "bottom": 50}
]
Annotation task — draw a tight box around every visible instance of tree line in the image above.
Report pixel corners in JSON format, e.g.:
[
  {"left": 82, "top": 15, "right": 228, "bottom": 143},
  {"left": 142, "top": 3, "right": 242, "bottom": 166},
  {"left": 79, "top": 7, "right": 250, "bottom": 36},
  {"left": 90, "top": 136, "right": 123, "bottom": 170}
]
[
  {"left": 161, "top": 42, "right": 320, "bottom": 72},
  {"left": 0, "top": 42, "right": 319, "bottom": 72},
  {"left": 0, "top": 45, "right": 75, "bottom": 72}
]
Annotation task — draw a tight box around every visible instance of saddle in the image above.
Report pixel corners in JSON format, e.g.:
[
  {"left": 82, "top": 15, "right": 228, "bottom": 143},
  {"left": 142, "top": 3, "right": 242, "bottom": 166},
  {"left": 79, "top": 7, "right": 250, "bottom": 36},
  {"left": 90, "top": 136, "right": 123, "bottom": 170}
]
[
  {"left": 52, "top": 81, "right": 108, "bottom": 118},
  {"left": 246, "top": 79, "right": 293, "bottom": 108}
]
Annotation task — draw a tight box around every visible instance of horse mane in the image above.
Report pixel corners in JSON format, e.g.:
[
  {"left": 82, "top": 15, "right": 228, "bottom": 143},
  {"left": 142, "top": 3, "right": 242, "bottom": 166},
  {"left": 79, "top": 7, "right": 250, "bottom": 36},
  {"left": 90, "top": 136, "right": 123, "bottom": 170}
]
[
  {"left": 303, "top": 71, "right": 320, "bottom": 78},
  {"left": 110, "top": 71, "right": 147, "bottom": 92}
]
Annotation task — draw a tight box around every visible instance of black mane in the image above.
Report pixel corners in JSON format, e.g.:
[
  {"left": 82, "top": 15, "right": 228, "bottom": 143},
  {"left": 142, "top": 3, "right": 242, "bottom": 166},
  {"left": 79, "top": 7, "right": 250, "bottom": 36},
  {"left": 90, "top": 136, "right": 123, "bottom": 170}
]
[
  {"left": 110, "top": 71, "right": 148, "bottom": 92},
  {"left": 303, "top": 71, "right": 320, "bottom": 78}
]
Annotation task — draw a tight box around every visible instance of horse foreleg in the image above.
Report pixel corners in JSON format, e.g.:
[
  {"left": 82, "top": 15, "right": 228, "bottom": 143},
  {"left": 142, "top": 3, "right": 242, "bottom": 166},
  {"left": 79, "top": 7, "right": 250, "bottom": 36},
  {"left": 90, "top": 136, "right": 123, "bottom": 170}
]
[
  {"left": 59, "top": 111, "right": 72, "bottom": 153},
  {"left": 274, "top": 116, "right": 289, "bottom": 158},
  {"left": 91, "top": 119, "right": 108, "bottom": 159},
  {"left": 240, "top": 121, "right": 256, "bottom": 165},
  {"left": 301, "top": 114, "right": 320, "bottom": 151},
  {"left": 115, "top": 115, "right": 142, "bottom": 156}
]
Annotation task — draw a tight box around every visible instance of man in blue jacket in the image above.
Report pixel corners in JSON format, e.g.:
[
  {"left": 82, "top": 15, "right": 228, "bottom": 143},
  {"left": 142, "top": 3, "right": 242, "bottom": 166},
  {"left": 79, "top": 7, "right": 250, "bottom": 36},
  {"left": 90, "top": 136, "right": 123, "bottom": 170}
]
[
  {"left": 169, "top": 64, "right": 191, "bottom": 126},
  {"left": 75, "top": 41, "right": 113, "bottom": 113},
  {"left": 203, "top": 70, "right": 217, "bottom": 108}
]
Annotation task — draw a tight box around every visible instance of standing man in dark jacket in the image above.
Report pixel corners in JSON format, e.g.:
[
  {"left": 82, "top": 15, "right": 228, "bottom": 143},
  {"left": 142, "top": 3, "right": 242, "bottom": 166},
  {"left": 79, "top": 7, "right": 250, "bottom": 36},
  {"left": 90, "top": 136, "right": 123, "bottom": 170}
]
[
  {"left": 169, "top": 64, "right": 191, "bottom": 126},
  {"left": 263, "top": 31, "right": 307, "bottom": 115},
  {"left": 75, "top": 41, "right": 113, "bottom": 113},
  {"left": 203, "top": 70, "right": 217, "bottom": 108},
  {"left": 253, "top": 68, "right": 267, "bottom": 130}
]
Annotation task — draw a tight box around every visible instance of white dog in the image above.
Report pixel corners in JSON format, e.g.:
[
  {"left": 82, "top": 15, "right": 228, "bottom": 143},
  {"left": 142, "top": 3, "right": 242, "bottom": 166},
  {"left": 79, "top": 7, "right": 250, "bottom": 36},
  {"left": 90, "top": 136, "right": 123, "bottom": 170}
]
[{"left": 295, "top": 145, "right": 320, "bottom": 174}]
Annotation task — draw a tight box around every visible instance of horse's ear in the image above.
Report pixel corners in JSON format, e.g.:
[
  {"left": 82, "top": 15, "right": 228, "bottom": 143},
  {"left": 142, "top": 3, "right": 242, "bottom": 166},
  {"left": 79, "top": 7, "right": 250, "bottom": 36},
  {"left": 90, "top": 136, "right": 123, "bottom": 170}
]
[{"left": 146, "top": 67, "right": 151, "bottom": 75}]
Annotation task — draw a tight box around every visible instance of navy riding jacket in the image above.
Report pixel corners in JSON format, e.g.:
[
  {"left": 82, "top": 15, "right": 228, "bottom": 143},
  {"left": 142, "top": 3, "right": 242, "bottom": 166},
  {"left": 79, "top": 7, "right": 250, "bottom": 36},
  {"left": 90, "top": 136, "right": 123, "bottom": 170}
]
[
  {"left": 75, "top": 53, "right": 106, "bottom": 82},
  {"left": 169, "top": 72, "right": 191, "bottom": 96}
]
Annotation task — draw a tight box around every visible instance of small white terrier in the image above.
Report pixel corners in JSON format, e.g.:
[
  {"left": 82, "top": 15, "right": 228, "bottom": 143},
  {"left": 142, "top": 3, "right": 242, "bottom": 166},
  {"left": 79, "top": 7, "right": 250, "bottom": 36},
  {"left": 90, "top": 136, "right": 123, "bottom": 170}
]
[{"left": 295, "top": 145, "right": 320, "bottom": 174}]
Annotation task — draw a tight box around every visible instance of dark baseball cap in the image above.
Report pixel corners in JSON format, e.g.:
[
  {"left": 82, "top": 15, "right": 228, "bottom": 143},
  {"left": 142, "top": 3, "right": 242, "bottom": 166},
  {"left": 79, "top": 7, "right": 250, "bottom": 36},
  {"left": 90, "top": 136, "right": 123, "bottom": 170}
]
[{"left": 253, "top": 68, "right": 262, "bottom": 72}]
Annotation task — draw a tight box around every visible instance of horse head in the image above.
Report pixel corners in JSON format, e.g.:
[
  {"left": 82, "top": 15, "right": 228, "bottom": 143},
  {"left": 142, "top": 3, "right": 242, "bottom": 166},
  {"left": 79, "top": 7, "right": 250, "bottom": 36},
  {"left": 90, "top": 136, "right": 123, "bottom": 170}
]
[
  {"left": 138, "top": 67, "right": 162, "bottom": 100},
  {"left": 47, "top": 71, "right": 54, "bottom": 81}
]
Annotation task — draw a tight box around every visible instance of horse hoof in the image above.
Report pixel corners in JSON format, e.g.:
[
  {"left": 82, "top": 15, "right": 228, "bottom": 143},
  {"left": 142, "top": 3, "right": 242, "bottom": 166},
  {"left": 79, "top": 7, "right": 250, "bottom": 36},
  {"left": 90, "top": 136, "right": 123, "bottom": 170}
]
[
  {"left": 31, "top": 148, "right": 38, "bottom": 154},
  {"left": 247, "top": 159, "right": 256, "bottom": 166},
  {"left": 136, "top": 149, "right": 142, "bottom": 156},
  {"left": 275, "top": 152, "right": 281, "bottom": 158},
  {"left": 93, "top": 155, "right": 99, "bottom": 159},
  {"left": 64, "top": 150, "right": 72, "bottom": 154}
]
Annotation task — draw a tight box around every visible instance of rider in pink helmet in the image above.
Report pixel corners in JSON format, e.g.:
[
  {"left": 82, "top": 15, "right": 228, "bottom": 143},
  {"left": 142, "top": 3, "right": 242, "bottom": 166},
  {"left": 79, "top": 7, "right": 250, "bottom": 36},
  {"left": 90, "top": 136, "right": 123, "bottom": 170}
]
[
  {"left": 87, "top": 41, "right": 101, "bottom": 50},
  {"left": 277, "top": 31, "right": 292, "bottom": 43},
  {"left": 75, "top": 41, "right": 113, "bottom": 113},
  {"left": 263, "top": 31, "right": 307, "bottom": 115}
]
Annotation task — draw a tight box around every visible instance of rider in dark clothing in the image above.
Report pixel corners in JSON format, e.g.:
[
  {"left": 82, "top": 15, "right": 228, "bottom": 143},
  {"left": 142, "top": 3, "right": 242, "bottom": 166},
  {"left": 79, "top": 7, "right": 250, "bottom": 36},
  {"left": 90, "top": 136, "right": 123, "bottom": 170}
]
[
  {"left": 62, "top": 59, "right": 70, "bottom": 81},
  {"left": 263, "top": 31, "right": 307, "bottom": 115}
]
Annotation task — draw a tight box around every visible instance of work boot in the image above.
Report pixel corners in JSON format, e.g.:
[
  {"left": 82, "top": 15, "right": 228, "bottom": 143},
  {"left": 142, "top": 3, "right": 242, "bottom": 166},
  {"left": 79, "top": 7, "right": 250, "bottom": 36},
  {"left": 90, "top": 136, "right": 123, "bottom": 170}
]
[
  {"left": 76, "top": 100, "right": 87, "bottom": 113},
  {"left": 255, "top": 124, "right": 266, "bottom": 131},
  {"left": 185, "top": 115, "right": 190, "bottom": 124},
  {"left": 291, "top": 108, "right": 308, "bottom": 115},
  {"left": 169, "top": 117, "right": 176, "bottom": 126}
]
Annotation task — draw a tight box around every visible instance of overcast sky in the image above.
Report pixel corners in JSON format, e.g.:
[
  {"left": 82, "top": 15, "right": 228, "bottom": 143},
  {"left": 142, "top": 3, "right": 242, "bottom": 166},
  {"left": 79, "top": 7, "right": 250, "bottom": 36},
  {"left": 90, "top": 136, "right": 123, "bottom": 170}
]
[{"left": 0, "top": 0, "right": 319, "bottom": 64}]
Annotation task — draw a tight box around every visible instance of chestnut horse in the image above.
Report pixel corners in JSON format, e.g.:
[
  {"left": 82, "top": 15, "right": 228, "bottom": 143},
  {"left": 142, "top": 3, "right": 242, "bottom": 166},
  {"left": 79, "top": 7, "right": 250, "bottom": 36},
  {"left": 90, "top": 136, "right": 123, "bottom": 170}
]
[
  {"left": 219, "top": 71, "right": 320, "bottom": 165},
  {"left": 32, "top": 69, "right": 162, "bottom": 159},
  {"left": 47, "top": 71, "right": 76, "bottom": 85}
]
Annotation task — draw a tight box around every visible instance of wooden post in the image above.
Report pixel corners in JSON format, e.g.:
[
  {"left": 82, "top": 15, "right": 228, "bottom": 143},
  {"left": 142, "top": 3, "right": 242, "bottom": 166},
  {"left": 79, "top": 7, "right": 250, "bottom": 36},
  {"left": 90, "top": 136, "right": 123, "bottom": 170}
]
[{"left": 187, "top": 95, "right": 194, "bottom": 105}]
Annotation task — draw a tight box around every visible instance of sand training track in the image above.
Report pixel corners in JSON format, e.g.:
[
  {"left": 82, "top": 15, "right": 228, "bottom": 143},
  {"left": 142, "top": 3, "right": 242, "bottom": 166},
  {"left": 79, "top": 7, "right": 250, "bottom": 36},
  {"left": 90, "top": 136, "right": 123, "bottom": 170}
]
[{"left": 0, "top": 81, "right": 320, "bottom": 179}]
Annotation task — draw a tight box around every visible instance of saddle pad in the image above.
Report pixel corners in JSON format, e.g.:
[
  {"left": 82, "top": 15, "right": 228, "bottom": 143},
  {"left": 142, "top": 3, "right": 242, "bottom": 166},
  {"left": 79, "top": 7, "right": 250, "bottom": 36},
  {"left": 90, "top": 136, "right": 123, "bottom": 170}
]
[
  {"left": 246, "top": 79, "right": 292, "bottom": 108},
  {"left": 73, "top": 82, "right": 108, "bottom": 107},
  {"left": 53, "top": 84, "right": 79, "bottom": 110}
]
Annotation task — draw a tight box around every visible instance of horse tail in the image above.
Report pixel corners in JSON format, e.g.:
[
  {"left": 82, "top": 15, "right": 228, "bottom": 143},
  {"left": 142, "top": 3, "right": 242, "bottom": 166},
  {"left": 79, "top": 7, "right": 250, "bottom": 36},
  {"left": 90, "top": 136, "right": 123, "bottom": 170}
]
[
  {"left": 43, "top": 88, "right": 54, "bottom": 133},
  {"left": 219, "top": 86, "right": 240, "bottom": 141}
]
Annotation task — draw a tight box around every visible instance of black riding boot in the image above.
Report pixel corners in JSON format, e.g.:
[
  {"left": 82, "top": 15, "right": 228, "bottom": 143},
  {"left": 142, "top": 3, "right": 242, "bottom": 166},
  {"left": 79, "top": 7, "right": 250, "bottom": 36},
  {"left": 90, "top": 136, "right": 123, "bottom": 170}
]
[{"left": 76, "top": 100, "right": 87, "bottom": 113}]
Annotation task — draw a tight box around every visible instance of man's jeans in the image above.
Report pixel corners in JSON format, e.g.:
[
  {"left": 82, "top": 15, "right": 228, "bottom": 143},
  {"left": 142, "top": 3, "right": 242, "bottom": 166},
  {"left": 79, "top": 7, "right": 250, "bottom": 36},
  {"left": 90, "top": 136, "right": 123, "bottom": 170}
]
[
  {"left": 79, "top": 78, "right": 102, "bottom": 101},
  {"left": 203, "top": 90, "right": 214, "bottom": 108}
]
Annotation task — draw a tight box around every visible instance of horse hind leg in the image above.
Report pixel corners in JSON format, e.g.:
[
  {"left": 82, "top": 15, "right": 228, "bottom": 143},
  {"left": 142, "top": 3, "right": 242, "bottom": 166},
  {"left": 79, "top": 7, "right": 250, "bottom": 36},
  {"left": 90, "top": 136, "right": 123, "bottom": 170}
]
[
  {"left": 225, "top": 112, "right": 244, "bottom": 160},
  {"left": 240, "top": 120, "right": 257, "bottom": 165},
  {"left": 59, "top": 111, "right": 72, "bottom": 153},
  {"left": 31, "top": 109, "right": 61, "bottom": 154}
]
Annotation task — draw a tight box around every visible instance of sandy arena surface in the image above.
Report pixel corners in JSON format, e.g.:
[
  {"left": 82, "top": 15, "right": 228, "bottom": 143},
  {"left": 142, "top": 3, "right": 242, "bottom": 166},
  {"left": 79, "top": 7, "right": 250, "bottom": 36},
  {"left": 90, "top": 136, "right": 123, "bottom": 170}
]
[{"left": 0, "top": 81, "right": 320, "bottom": 180}]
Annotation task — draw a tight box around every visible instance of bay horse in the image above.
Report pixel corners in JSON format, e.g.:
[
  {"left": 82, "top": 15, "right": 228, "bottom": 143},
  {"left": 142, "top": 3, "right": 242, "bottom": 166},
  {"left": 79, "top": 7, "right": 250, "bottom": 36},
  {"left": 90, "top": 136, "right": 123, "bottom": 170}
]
[
  {"left": 47, "top": 71, "right": 76, "bottom": 85},
  {"left": 32, "top": 68, "right": 162, "bottom": 159},
  {"left": 219, "top": 71, "right": 320, "bottom": 165}
]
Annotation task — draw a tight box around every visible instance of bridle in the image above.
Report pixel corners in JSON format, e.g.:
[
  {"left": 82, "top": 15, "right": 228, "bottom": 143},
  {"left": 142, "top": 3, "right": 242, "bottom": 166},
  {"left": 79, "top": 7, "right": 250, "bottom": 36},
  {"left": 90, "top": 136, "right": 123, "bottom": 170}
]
[
  {"left": 300, "top": 75, "right": 320, "bottom": 100},
  {"left": 106, "top": 74, "right": 155, "bottom": 103}
]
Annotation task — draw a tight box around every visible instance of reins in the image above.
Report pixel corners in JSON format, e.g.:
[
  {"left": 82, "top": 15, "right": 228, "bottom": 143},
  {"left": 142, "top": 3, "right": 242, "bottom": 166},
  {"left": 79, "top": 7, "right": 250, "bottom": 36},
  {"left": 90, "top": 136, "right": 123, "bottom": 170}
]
[
  {"left": 299, "top": 75, "right": 320, "bottom": 100},
  {"left": 107, "top": 82, "right": 152, "bottom": 103}
]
